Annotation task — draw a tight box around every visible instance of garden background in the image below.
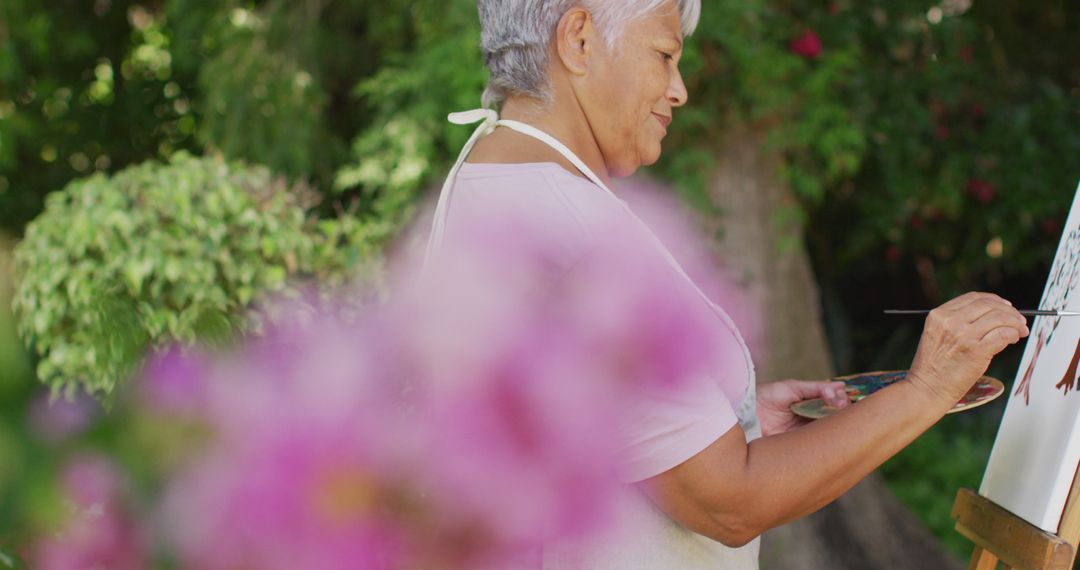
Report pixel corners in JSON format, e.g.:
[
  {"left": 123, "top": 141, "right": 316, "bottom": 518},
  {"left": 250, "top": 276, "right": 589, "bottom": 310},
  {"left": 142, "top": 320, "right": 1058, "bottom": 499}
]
[{"left": 0, "top": 0, "right": 1077, "bottom": 567}]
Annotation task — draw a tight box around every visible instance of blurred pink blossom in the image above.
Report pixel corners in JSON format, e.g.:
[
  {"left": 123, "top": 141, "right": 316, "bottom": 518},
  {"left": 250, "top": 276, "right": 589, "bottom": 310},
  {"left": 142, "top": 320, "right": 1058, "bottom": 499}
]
[
  {"left": 137, "top": 345, "right": 210, "bottom": 417},
  {"left": 35, "top": 455, "right": 146, "bottom": 570},
  {"left": 164, "top": 417, "right": 407, "bottom": 569},
  {"left": 422, "top": 338, "right": 623, "bottom": 560},
  {"left": 61, "top": 453, "right": 124, "bottom": 509},
  {"left": 27, "top": 391, "right": 97, "bottom": 443},
  {"left": 37, "top": 182, "right": 749, "bottom": 568}
]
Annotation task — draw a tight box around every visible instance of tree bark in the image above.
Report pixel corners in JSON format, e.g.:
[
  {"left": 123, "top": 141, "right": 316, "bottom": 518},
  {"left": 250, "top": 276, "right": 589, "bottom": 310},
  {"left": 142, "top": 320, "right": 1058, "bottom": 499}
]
[{"left": 706, "top": 125, "right": 963, "bottom": 570}]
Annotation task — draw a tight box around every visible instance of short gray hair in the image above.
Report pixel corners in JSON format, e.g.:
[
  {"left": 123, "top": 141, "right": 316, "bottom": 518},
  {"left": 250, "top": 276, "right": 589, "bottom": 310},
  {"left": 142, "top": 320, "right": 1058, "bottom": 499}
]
[{"left": 478, "top": 0, "right": 701, "bottom": 109}]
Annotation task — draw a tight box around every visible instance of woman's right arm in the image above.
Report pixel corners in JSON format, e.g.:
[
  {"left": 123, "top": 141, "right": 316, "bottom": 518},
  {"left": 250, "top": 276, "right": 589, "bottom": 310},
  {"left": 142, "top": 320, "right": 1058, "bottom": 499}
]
[{"left": 639, "top": 292, "right": 1029, "bottom": 547}]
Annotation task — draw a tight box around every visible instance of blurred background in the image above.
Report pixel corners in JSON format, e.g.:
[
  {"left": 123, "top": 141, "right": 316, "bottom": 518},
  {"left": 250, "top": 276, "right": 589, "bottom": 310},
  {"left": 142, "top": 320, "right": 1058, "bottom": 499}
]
[{"left": 0, "top": 0, "right": 1078, "bottom": 567}]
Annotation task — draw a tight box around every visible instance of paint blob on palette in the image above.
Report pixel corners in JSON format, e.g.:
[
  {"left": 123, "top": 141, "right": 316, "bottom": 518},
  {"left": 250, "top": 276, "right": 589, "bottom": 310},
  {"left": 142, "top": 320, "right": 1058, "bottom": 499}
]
[{"left": 790, "top": 370, "right": 1005, "bottom": 420}]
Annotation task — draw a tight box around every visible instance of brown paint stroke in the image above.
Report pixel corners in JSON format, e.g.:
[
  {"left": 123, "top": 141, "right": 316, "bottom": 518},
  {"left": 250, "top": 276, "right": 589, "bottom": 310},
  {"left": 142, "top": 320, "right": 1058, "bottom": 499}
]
[
  {"left": 1057, "top": 337, "right": 1080, "bottom": 394},
  {"left": 1016, "top": 333, "right": 1045, "bottom": 405}
]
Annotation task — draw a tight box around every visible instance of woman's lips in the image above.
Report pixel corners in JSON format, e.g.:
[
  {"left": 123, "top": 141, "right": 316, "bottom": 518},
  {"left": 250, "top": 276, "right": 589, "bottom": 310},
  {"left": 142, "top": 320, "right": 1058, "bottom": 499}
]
[{"left": 652, "top": 113, "right": 672, "bottom": 130}]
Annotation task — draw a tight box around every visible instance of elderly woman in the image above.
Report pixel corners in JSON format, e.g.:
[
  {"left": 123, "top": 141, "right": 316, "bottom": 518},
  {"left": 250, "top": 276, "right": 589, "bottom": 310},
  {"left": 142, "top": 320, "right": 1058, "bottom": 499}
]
[{"left": 426, "top": 0, "right": 1029, "bottom": 567}]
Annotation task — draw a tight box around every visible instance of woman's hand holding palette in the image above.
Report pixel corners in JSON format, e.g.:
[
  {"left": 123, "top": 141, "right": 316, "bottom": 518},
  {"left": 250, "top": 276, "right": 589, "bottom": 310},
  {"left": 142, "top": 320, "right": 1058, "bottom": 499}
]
[{"left": 790, "top": 370, "right": 1005, "bottom": 420}]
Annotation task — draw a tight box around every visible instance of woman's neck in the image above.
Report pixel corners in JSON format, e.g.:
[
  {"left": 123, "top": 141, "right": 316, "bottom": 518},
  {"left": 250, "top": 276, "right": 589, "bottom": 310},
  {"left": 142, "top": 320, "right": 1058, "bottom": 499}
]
[{"left": 494, "top": 96, "right": 612, "bottom": 187}]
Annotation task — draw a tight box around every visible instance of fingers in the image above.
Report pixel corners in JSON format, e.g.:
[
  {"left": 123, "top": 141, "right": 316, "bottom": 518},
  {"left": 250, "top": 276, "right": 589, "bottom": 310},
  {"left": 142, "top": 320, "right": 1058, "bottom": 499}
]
[
  {"left": 975, "top": 315, "right": 1028, "bottom": 347},
  {"left": 927, "top": 296, "right": 1025, "bottom": 341},
  {"left": 822, "top": 382, "right": 850, "bottom": 409},
  {"left": 780, "top": 380, "right": 849, "bottom": 408},
  {"left": 968, "top": 305, "right": 1028, "bottom": 334},
  {"left": 965, "top": 303, "right": 1028, "bottom": 356},
  {"left": 944, "top": 295, "right": 1015, "bottom": 324},
  {"left": 979, "top": 325, "right": 1024, "bottom": 348},
  {"left": 939, "top": 292, "right": 1011, "bottom": 315}
]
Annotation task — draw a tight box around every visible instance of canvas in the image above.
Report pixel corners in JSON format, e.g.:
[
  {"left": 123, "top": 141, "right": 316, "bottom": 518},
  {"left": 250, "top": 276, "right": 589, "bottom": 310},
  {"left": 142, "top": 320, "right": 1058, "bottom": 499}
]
[{"left": 981, "top": 181, "right": 1080, "bottom": 532}]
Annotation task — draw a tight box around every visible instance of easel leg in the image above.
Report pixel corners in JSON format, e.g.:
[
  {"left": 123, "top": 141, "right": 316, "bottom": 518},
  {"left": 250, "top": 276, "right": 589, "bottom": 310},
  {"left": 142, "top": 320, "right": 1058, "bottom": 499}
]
[
  {"left": 969, "top": 546, "right": 998, "bottom": 570},
  {"left": 954, "top": 488, "right": 1077, "bottom": 570}
]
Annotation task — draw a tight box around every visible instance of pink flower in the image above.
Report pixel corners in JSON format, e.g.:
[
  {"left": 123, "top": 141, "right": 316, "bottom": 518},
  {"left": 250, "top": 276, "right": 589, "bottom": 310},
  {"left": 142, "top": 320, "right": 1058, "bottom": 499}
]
[
  {"left": 27, "top": 391, "right": 97, "bottom": 443},
  {"left": 35, "top": 456, "right": 146, "bottom": 570},
  {"left": 422, "top": 339, "right": 624, "bottom": 562},
  {"left": 36, "top": 510, "right": 146, "bottom": 570},
  {"left": 159, "top": 302, "right": 420, "bottom": 569},
  {"left": 790, "top": 31, "right": 823, "bottom": 59},
  {"left": 562, "top": 243, "right": 727, "bottom": 391},
  {"left": 61, "top": 454, "right": 124, "bottom": 509},
  {"left": 138, "top": 345, "right": 210, "bottom": 417},
  {"left": 114, "top": 181, "right": 745, "bottom": 567},
  {"left": 164, "top": 421, "right": 407, "bottom": 570}
]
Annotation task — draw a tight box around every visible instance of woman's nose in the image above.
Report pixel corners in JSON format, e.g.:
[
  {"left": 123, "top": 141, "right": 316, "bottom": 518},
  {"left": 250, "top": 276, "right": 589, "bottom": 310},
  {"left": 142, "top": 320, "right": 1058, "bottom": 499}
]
[{"left": 668, "top": 68, "right": 688, "bottom": 107}]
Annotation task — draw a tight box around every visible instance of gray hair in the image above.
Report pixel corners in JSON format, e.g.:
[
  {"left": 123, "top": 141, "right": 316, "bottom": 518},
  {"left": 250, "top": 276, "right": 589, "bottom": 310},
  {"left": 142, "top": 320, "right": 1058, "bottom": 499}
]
[{"left": 478, "top": 0, "right": 701, "bottom": 109}]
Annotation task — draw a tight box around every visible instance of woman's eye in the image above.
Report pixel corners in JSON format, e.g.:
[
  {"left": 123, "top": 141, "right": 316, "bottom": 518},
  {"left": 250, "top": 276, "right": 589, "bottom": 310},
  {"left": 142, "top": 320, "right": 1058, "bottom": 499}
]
[{"left": 659, "top": 51, "right": 674, "bottom": 62}]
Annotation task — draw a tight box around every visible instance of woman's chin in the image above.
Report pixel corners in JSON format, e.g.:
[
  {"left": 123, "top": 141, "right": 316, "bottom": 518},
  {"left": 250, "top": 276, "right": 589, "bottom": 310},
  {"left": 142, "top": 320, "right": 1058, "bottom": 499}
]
[
  {"left": 640, "top": 145, "right": 664, "bottom": 167},
  {"left": 610, "top": 146, "right": 663, "bottom": 178}
]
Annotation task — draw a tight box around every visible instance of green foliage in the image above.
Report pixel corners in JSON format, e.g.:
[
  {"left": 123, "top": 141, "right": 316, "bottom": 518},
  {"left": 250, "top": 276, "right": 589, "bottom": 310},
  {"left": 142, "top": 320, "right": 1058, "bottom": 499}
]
[
  {"left": 880, "top": 415, "right": 997, "bottom": 558},
  {"left": 0, "top": 240, "right": 29, "bottom": 390},
  {"left": 11, "top": 153, "right": 366, "bottom": 399},
  {"left": 0, "top": 239, "right": 37, "bottom": 564},
  {"left": 193, "top": 3, "right": 328, "bottom": 181},
  {"left": 0, "top": 0, "right": 201, "bottom": 233},
  {"left": 334, "top": 0, "right": 488, "bottom": 240}
]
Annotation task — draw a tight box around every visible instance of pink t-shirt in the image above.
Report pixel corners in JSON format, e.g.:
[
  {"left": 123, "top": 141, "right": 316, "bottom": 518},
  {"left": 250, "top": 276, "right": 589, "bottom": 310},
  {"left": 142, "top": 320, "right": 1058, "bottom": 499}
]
[{"left": 445, "top": 162, "right": 760, "bottom": 482}]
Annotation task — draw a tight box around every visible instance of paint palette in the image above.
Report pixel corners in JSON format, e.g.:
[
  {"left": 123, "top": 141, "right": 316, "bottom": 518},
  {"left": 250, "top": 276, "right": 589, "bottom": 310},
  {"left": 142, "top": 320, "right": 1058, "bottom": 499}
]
[{"left": 790, "top": 370, "right": 1005, "bottom": 420}]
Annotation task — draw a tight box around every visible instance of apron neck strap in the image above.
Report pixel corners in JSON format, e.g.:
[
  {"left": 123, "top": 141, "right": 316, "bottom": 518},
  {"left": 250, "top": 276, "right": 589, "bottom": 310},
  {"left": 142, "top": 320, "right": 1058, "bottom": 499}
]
[{"left": 496, "top": 119, "right": 612, "bottom": 194}]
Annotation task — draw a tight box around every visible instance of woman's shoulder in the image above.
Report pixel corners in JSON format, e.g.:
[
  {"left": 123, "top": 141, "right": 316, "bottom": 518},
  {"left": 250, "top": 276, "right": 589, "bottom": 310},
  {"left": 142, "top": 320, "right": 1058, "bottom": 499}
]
[
  {"left": 454, "top": 162, "right": 620, "bottom": 222},
  {"left": 457, "top": 162, "right": 605, "bottom": 195}
]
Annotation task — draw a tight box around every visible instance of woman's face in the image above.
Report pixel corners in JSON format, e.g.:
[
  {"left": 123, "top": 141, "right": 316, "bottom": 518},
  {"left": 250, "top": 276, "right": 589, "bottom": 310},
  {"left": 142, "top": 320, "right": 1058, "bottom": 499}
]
[{"left": 583, "top": 3, "right": 688, "bottom": 178}]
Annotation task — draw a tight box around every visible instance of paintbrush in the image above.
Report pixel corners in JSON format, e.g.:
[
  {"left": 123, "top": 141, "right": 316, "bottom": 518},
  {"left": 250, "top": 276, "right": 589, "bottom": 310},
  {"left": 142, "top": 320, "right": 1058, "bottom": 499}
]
[{"left": 884, "top": 309, "right": 1080, "bottom": 317}]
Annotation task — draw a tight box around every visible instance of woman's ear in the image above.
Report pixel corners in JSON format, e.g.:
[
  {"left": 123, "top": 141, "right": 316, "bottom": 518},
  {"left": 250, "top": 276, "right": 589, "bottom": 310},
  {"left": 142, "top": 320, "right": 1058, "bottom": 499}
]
[{"left": 554, "top": 7, "right": 597, "bottom": 76}]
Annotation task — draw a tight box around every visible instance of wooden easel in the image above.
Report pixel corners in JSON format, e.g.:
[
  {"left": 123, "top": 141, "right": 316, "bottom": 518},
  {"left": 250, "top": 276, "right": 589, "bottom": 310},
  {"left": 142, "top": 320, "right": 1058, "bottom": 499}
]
[{"left": 952, "top": 463, "right": 1080, "bottom": 570}]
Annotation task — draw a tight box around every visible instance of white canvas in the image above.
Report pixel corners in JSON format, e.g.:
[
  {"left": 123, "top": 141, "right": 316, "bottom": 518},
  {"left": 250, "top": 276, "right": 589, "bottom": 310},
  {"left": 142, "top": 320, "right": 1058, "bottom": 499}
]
[{"left": 981, "top": 181, "right": 1080, "bottom": 532}]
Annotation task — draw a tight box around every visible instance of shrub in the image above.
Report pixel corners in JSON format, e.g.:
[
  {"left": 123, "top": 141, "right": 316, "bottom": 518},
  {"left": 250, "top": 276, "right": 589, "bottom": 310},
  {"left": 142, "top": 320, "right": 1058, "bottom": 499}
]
[{"left": 12, "top": 152, "right": 373, "bottom": 399}]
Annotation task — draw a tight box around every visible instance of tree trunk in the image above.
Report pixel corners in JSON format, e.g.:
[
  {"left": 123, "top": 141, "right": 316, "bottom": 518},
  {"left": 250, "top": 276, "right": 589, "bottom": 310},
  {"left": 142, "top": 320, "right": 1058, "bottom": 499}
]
[{"left": 706, "top": 125, "right": 963, "bottom": 570}]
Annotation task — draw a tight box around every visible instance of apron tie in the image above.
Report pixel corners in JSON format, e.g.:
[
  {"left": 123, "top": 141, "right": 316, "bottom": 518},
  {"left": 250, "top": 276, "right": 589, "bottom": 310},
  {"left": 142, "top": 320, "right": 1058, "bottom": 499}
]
[
  {"left": 424, "top": 108, "right": 503, "bottom": 265},
  {"left": 448, "top": 108, "right": 499, "bottom": 133}
]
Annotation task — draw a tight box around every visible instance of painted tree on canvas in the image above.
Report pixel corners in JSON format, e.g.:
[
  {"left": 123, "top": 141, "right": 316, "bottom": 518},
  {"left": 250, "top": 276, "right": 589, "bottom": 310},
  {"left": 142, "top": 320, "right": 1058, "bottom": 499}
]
[{"left": 1014, "top": 228, "right": 1080, "bottom": 404}]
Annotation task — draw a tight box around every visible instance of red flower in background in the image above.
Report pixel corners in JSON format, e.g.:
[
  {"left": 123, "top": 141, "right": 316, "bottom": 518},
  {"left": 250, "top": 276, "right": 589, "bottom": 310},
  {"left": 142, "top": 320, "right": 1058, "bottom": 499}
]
[
  {"left": 966, "top": 179, "right": 995, "bottom": 204},
  {"left": 1041, "top": 217, "right": 1060, "bottom": 236},
  {"left": 790, "top": 31, "right": 823, "bottom": 59}
]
